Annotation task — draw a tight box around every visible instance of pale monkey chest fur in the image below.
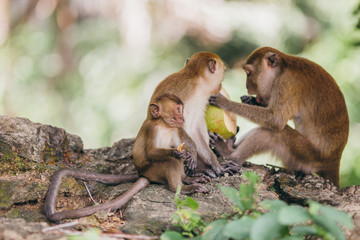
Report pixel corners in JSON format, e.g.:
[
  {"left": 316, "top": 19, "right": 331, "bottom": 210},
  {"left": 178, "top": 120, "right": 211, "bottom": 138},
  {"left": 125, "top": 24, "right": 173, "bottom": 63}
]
[{"left": 154, "top": 127, "right": 181, "bottom": 149}]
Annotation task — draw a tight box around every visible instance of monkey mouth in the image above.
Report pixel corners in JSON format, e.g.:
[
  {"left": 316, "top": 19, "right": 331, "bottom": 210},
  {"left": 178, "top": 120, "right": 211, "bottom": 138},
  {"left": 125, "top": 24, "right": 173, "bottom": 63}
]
[{"left": 256, "top": 95, "right": 261, "bottom": 104}]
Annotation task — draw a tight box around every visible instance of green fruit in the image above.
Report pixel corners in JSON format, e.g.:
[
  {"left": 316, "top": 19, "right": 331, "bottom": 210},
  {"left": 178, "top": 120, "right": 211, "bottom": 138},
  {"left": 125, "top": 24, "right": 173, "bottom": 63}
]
[{"left": 205, "top": 88, "right": 237, "bottom": 139}]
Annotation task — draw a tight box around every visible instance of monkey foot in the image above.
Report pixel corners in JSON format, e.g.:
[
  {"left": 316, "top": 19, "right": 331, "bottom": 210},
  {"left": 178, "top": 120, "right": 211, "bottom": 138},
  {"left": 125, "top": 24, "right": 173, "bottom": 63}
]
[
  {"left": 203, "top": 169, "right": 218, "bottom": 179},
  {"left": 182, "top": 175, "right": 211, "bottom": 185},
  {"left": 194, "top": 185, "right": 209, "bottom": 194},
  {"left": 208, "top": 131, "right": 234, "bottom": 158},
  {"left": 221, "top": 161, "right": 241, "bottom": 175},
  {"left": 181, "top": 184, "right": 209, "bottom": 194}
]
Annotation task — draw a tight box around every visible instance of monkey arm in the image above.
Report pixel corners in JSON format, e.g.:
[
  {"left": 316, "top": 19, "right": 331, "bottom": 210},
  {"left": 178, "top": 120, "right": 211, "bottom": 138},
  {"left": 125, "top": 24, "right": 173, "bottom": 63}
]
[
  {"left": 178, "top": 127, "right": 197, "bottom": 174},
  {"left": 146, "top": 146, "right": 181, "bottom": 162},
  {"left": 209, "top": 94, "right": 293, "bottom": 130}
]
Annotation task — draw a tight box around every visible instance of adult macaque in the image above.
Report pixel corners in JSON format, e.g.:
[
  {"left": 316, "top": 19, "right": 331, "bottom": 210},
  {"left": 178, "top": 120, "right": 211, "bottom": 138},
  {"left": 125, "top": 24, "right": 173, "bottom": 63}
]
[
  {"left": 150, "top": 52, "right": 239, "bottom": 178},
  {"left": 44, "top": 94, "right": 208, "bottom": 222},
  {"left": 209, "top": 47, "right": 349, "bottom": 187}
]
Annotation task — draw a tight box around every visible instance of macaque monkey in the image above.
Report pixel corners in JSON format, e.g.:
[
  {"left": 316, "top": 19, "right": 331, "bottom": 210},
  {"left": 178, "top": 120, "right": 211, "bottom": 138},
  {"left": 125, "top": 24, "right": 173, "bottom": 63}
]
[
  {"left": 44, "top": 94, "right": 208, "bottom": 222},
  {"left": 150, "top": 52, "right": 239, "bottom": 178},
  {"left": 209, "top": 47, "right": 349, "bottom": 187},
  {"left": 133, "top": 94, "right": 210, "bottom": 193}
]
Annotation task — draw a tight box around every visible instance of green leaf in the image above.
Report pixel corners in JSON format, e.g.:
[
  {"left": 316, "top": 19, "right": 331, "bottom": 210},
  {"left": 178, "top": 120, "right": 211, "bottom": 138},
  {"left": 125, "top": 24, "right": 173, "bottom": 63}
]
[
  {"left": 238, "top": 171, "right": 261, "bottom": 210},
  {"left": 250, "top": 212, "right": 288, "bottom": 240},
  {"left": 180, "top": 197, "right": 199, "bottom": 211},
  {"left": 238, "top": 183, "right": 256, "bottom": 210},
  {"left": 160, "top": 231, "right": 185, "bottom": 240},
  {"left": 278, "top": 205, "right": 311, "bottom": 225},
  {"left": 242, "top": 171, "right": 261, "bottom": 184},
  {"left": 223, "top": 216, "right": 255, "bottom": 240},
  {"left": 174, "top": 185, "right": 182, "bottom": 207},
  {"left": 202, "top": 219, "right": 228, "bottom": 240},
  {"left": 318, "top": 204, "right": 354, "bottom": 229},
  {"left": 219, "top": 185, "right": 244, "bottom": 211},
  {"left": 312, "top": 214, "right": 346, "bottom": 240},
  {"left": 260, "top": 199, "right": 288, "bottom": 212},
  {"left": 291, "top": 225, "right": 319, "bottom": 236}
]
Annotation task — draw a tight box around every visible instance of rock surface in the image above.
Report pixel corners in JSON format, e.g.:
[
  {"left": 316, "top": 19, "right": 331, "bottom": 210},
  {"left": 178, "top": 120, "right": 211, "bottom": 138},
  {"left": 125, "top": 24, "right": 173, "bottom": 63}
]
[{"left": 0, "top": 116, "right": 359, "bottom": 239}]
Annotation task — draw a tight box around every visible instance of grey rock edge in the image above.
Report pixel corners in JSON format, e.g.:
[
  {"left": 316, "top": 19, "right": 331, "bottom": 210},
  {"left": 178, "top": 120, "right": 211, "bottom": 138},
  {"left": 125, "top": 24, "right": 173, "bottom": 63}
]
[{"left": 0, "top": 116, "right": 359, "bottom": 239}]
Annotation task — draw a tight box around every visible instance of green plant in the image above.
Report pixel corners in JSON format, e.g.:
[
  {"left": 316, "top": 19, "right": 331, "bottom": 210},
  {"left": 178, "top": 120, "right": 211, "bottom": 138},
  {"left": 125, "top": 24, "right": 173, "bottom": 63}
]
[
  {"left": 218, "top": 171, "right": 261, "bottom": 214},
  {"left": 161, "top": 185, "right": 206, "bottom": 239},
  {"left": 162, "top": 171, "right": 354, "bottom": 240}
]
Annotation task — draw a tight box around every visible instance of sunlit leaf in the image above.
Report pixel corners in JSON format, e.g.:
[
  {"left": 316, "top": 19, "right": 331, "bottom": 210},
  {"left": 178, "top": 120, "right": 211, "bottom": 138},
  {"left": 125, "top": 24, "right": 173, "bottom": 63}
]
[
  {"left": 312, "top": 214, "right": 346, "bottom": 240},
  {"left": 160, "top": 231, "right": 185, "bottom": 240},
  {"left": 260, "top": 199, "right": 288, "bottom": 211},
  {"left": 250, "top": 212, "right": 288, "bottom": 240},
  {"left": 202, "top": 219, "right": 228, "bottom": 240},
  {"left": 278, "top": 205, "right": 311, "bottom": 225},
  {"left": 318, "top": 204, "right": 354, "bottom": 229},
  {"left": 180, "top": 197, "right": 199, "bottom": 211},
  {"left": 223, "top": 216, "right": 255, "bottom": 240},
  {"left": 219, "top": 185, "right": 244, "bottom": 211}
]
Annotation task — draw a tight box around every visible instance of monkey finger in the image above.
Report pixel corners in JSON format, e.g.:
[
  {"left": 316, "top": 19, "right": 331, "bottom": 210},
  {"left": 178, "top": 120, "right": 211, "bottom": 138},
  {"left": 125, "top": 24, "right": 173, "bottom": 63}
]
[
  {"left": 200, "top": 175, "right": 212, "bottom": 183},
  {"left": 173, "top": 150, "right": 186, "bottom": 159},
  {"left": 203, "top": 169, "right": 217, "bottom": 179},
  {"left": 208, "top": 95, "right": 218, "bottom": 106},
  {"left": 208, "top": 131, "right": 225, "bottom": 143},
  {"left": 195, "top": 185, "right": 209, "bottom": 194}
]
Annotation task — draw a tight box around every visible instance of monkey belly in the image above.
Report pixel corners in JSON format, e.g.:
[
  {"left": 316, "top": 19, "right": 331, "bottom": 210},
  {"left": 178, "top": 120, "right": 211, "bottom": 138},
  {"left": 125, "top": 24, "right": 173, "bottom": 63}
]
[{"left": 141, "top": 159, "right": 185, "bottom": 185}]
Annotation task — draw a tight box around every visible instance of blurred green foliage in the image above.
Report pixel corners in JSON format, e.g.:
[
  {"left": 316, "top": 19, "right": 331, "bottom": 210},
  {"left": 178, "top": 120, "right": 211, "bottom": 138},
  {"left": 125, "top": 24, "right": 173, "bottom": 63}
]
[{"left": 0, "top": 0, "right": 359, "bottom": 187}]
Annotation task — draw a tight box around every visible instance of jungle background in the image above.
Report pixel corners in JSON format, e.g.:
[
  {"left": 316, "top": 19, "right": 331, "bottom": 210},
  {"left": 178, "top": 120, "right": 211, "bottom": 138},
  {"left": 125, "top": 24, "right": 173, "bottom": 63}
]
[{"left": 0, "top": 0, "right": 359, "bottom": 188}]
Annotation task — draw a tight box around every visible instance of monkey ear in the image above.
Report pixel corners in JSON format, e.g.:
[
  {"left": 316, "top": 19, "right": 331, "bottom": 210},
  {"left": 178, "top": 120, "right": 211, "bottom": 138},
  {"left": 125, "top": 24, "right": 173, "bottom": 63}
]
[
  {"left": 208, "top": 59, "right": 217, "bottom": 73},
  {"left": 265, "top": 52, "right": 279, "bottom": 68},
  {"left": 150, "top": 104, "right": 161, "bottom": 118}
]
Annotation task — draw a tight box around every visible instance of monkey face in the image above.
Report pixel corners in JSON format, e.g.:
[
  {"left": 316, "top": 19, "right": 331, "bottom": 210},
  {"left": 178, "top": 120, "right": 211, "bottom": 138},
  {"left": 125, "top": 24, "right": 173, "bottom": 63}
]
[
  {"left": 161, "top": 102, "right": 185, "bottom": 128},
  {"left": 243, "top": 64, "right": 257, "bottom": 95}
]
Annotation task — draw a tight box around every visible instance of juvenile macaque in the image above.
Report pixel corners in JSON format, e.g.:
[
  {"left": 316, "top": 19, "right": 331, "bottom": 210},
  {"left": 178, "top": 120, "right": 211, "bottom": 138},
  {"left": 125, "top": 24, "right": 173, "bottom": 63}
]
[
  {"left": 209, "top": 47, "right": 349, "bottom": 187},
  {"left": 150, "top": 52, "right": 239, "bottom": 178},
  {"left": 44, "top": 94, "right": 208, "bottom": 222},
  {"left": 133, "top": 94, "right": 210, "bottom": 193}
]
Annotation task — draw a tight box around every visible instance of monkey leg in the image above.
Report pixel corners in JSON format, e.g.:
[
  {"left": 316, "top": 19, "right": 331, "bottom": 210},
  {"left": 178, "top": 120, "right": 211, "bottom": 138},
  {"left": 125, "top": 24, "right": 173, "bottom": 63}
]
[
  {"left": 229, "top": 125, "right": 339, "bottom": 186},
  {"left": 182, "top": 175, "right": 211, "bottom": 184},
  {"left": 193, "top": 125, "right": 224, "bottom": 177}
]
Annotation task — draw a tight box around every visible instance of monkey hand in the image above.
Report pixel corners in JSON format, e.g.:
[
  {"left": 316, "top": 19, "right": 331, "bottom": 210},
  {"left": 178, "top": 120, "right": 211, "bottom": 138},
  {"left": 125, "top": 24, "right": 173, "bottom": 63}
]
[
  {"left": 172, "top": 149, "right": 186, "bottom": 159},
  {"left": 241, "top": 95, "right": 262, "bottom": 106},
  {"left": 209, "top": 131, "right": 234, "bottom": 158},
  {"left": 209, "top": 93, "right": 229, "bottom": 109},
  {"left": 184, "top": 151, "right": 196, "bottom": 175}
]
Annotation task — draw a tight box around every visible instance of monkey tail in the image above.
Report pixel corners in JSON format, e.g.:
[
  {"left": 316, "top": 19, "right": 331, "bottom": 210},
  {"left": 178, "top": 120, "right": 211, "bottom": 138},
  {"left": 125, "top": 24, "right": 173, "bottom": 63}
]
[{"left": 44, "top": 169, "right": 148, "bottom": 222}]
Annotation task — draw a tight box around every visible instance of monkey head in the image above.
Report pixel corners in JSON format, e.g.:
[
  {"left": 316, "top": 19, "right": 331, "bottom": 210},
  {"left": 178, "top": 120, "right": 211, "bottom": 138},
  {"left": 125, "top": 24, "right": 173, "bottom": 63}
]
[
  {"left": 185, "top": 52, "right": 226, "bottom": 94},
  {"left": 150, "top": 94, "right": 185, "bottom": 128},
  {"left": 243, "top": 47, "right": 284, "bottom": 106}
]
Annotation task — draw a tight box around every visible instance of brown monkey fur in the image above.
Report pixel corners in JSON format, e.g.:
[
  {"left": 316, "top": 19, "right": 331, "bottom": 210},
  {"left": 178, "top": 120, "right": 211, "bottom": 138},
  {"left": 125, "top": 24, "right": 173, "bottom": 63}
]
[
  {"left": 149, "top": 52, "right": 238, "bottom": 178},
  {"left": 133, "top": 94, "right": 209, "bottom": 193},
  {"left": 44, "top": 94, "right": 208, "bottom": 222},
  {"left": 209, "top": 47, "right": 349, "bottom": 187},
  {"left": 44, "top": 170, "right": 142, "bottom": 222}
]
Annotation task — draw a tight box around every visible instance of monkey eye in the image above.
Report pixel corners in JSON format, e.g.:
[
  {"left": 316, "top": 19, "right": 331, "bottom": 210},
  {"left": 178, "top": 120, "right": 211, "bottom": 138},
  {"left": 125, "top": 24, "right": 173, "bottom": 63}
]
[
  {"left": 245, "top": 70, "right": 251, "bottom": 77},
  {"left": 185, "top": 58, "right": 189, "bottom": 64},
  {"left": 176, "top": 106, "right": 181, "bottom": 113}
]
